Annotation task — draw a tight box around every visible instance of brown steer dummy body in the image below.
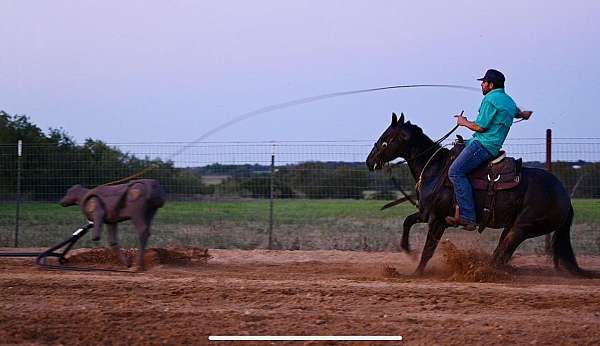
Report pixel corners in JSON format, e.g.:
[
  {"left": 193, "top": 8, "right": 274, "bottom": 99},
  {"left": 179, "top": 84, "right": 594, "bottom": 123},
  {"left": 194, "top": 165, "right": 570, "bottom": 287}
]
[{"left": 60, "top": 179, "right": 166, "bottom": 270}]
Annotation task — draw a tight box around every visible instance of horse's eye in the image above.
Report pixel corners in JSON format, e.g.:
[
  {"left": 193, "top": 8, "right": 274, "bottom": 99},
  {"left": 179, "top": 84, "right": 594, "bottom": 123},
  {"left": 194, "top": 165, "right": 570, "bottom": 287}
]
[{"left": 382, "top": 142, "right": 388, "bottom": 148}]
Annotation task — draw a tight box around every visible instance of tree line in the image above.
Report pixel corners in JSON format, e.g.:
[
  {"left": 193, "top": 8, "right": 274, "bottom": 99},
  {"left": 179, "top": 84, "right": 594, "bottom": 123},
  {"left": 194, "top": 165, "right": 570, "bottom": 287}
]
[{"left": 0, "top": 111, "right": 203, "bottom": 200}]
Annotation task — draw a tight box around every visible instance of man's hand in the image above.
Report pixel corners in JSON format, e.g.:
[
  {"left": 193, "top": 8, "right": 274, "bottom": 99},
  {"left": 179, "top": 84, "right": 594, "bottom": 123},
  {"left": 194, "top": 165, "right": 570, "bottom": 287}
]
[
  {"left": 454, "top": 114, "right": 469, "bottom": 126},
  {"left": 454, "top": 113, "right": 484, "bottom": 132},
  {"left": 515, "top": 107, "right": 533, "bottom": 120},
  {"left": 517, "top": 110, "right": 533, "bottom": 120}
]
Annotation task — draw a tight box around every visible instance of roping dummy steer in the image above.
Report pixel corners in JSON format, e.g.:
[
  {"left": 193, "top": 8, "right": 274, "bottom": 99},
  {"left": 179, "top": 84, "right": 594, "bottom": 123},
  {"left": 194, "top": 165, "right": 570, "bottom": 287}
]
[{"left": 59, "top": 179, "right": 166, "bottom": 271}]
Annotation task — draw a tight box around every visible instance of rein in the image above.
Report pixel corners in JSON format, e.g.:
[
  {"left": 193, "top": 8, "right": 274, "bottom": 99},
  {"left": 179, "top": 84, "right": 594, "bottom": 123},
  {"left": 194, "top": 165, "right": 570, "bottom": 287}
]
[
  {"left": 415, "top": 145, "right": 449, "bottom": 191},
  {"left": 385, "top": 123, "right": 458, "bottom": 170},
  {"left": 379, "top": 123, "right": 459, "bottom": 208}
]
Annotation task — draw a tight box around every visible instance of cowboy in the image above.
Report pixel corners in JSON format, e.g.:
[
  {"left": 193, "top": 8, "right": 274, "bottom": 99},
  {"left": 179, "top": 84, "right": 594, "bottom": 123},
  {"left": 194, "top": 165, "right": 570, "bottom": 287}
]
[{"left": 445, "top": 69, "right": 531, "bottom": 230}]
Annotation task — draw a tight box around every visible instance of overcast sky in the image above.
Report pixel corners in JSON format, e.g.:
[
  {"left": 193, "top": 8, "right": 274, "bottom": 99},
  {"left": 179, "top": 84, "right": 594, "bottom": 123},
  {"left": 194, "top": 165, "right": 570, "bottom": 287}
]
[{"left": 1, "top": 1, "right": 599, "bottom": 145}]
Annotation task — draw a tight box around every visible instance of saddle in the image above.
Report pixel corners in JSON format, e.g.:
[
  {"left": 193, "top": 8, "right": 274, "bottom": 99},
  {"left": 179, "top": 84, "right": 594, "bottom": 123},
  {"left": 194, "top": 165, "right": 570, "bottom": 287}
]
[
  {"left": 469, "top": 151, "right": 522, "bottom": 191},
  {"left": 448, "top": 136, "right": 523, "bottom": 231}
]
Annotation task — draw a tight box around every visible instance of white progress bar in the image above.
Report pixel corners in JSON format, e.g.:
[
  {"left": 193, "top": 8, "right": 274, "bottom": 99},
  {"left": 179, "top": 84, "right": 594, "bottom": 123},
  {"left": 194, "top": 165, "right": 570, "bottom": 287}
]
[{"left": 209, "top": 336, "right": 402, "bottom": 341}]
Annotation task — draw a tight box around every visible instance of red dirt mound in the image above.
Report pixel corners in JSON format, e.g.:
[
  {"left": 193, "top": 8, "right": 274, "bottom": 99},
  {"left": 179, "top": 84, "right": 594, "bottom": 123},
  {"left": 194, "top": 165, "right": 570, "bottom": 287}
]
[
  {"left": 66, "top": 246, "right": 211, "bottom": 268},
  {"left": 381, "top": 263, "right": 402, "bottom": 277},
  {"left": 440, "top": 239, "right": 512, "bottom": 282}
]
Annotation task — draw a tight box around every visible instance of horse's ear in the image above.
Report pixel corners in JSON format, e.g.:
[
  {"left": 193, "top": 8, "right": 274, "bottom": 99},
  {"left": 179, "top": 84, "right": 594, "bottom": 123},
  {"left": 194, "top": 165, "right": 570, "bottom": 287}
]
[{"left": 391, "top": 112, "right": 405, "bottom": 127}]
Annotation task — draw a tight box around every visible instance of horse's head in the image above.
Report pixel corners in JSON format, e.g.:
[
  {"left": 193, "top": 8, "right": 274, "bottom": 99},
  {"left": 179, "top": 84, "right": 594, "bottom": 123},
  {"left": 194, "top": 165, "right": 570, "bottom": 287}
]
[{"left": 366, "top": 112, "right": 419, "bottom": 171}]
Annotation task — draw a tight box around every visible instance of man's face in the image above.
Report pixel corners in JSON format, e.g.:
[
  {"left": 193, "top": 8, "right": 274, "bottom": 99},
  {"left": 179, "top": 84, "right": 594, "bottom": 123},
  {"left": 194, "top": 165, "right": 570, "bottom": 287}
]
[{"left": 481, "top": 81, "right": 493, "bottom": 95}]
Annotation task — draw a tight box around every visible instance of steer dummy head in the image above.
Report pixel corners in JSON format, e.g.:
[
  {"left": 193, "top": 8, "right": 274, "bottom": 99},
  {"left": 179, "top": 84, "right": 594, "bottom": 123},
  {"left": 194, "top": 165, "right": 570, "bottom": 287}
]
[{"left": 59, "top": 185, "right": 88, "bottom": 207}]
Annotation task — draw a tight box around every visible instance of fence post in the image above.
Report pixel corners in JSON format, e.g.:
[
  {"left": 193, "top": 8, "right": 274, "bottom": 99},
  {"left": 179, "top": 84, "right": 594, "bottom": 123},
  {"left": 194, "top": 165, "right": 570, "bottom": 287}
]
[
  {"left": 545, "top": 129, "right": 552, "bottom": 172},
  {"left": 15, "top": 140, "right": 22, "bottom": 247},
  {"left": 544, "top": 129, "right": 552, "bottom": 254},
  {"left": 268, "top": 144, "right": 275, "bottom": 249}
]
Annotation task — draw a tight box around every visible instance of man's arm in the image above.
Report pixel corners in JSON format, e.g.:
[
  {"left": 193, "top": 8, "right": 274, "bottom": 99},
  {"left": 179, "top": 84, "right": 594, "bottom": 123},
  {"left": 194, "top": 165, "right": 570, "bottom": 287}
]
[
  {"left": 455, "top": 114, "right": 485, "bottom": 132},
  {"left": 456, "top": 100, "right": 496, "bottom": 132}
]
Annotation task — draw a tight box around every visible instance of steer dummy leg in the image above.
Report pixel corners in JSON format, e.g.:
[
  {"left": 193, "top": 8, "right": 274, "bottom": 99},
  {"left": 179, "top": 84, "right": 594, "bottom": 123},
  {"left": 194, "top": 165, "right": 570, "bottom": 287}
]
[
  {"left": 132, "top": 215, "right": 151, "bottom": 271},
  {"left": 106, "top": 223, "right": 130, "bottom": 268},
  {"left": 84, "top": 197, "right": 106, "bottom": 242}
]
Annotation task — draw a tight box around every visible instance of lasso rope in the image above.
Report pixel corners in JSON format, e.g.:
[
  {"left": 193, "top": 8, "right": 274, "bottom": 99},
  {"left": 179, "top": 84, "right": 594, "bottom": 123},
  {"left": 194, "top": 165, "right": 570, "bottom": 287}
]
[{"left": 101, "top": 83, "right": 481, "bottom": 186}]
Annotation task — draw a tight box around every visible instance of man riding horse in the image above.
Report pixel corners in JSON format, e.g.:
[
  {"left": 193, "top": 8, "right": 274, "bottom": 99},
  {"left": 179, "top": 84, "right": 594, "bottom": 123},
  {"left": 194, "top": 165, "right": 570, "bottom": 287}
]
[
  {"left": 446, "top": 69, "right": 532, "bottom": 230},
  {"left": 365, "top": 72, "right": 592, "bottom": 276}
]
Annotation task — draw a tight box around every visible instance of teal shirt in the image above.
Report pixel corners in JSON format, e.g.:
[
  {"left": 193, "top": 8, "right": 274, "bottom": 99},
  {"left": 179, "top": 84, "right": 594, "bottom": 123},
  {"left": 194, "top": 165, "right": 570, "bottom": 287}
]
[{"left": 467, "top": 88, "right": 517, "bottom": 156}]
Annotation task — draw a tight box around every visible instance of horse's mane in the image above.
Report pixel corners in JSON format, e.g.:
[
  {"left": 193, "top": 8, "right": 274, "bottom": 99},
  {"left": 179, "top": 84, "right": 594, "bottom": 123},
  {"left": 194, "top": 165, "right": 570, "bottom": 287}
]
[{"left": 401, "top": 121, "right": 438, "bottom": 148}]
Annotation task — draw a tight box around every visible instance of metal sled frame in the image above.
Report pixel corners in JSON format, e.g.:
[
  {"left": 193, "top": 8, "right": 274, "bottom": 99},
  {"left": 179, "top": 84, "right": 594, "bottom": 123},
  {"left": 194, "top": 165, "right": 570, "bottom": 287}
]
[{"left": 1, "top": 222, "right": 133, "bottom": 273}]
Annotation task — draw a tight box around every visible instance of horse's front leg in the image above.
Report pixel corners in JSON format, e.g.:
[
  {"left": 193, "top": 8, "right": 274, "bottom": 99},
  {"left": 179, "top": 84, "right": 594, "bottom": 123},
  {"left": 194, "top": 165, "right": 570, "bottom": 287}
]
[
  {"left": 401, "top": 212, "right": 422, "bottom": 253},
  {"left": 414, "top": 218, "right": 447, "bottom": 276}
]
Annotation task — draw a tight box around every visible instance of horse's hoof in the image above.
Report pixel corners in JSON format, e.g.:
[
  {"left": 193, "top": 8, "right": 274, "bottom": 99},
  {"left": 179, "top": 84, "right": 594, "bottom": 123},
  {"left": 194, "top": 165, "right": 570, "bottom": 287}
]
[
  {"left": 412, "top": 269, "right": 424, "bottom": 277},
  {"left": 122, "top": 259, "right": 132, "bottom": 268},
  {"left": 403, "top": 250, "right": 419, "bottom": 261}
]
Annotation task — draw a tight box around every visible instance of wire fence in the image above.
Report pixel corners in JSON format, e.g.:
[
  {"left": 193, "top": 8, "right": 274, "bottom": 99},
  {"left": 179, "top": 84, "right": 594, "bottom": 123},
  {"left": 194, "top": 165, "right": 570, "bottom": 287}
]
[{"left": 1, "top": 138, "right": 600, "bottom": 254}]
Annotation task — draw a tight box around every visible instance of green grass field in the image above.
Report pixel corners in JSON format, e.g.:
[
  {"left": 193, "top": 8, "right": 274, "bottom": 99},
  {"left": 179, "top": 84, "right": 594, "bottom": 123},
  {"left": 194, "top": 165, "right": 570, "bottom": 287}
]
[
  {"left": 1, "top": 199, "right": 599, "bottom": 224},
  {"left": 1, "top": 199, "right": 599, "bottom": 253}
]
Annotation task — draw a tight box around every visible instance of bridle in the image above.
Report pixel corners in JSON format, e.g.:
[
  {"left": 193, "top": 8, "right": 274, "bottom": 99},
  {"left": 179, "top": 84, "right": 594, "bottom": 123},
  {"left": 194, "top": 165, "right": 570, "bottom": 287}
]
[
  {"left": 372, "top": 123, "right": 459, "bottom": 169},
  {"left": 371, "top": 123, "right": 459, "bottom": 207}
]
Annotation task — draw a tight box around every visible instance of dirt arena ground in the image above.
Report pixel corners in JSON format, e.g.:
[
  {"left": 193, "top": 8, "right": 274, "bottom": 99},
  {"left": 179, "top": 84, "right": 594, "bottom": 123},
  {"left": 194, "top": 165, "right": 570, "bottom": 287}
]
[{"left": 1, "top": 243, "right": 600, "bottom": 346}]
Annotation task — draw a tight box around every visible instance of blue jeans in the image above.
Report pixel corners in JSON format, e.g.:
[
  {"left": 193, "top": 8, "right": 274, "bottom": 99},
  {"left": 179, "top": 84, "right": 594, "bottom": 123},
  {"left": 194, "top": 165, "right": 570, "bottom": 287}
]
[{"left": 448, "top": 140, "right": 494, "bottom": 223}]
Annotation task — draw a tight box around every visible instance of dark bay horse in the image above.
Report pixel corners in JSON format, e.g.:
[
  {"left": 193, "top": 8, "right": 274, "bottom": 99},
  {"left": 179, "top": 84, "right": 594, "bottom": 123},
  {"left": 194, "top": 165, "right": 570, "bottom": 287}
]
[{"left": 366, "top": 112, "right": 589, "bottom": 276}]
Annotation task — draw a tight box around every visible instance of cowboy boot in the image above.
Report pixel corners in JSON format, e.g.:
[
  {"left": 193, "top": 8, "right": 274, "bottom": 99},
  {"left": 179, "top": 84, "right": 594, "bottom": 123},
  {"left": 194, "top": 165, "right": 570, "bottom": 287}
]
[{"left": 445, "top": 206, "right": 477, "bottom": 231}]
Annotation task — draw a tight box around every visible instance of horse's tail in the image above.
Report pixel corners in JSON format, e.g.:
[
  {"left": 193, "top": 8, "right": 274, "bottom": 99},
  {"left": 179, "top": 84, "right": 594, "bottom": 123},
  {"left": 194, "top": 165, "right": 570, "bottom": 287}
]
[{"left": 551, "top": 205, "right": 591, "bottom": 277}]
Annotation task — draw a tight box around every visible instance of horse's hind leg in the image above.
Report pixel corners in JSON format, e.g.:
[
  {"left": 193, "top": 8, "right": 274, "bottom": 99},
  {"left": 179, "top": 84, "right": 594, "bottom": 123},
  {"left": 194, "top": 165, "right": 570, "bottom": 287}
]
[
  {"left": 497, "top": 227, "right": 511, "bottom": 244},
  {"left": 107, "top": 224, "right": 130, "bottom": 268},
  {"left": 491, "top": 225, "right": 529, "bottom": 268}
]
